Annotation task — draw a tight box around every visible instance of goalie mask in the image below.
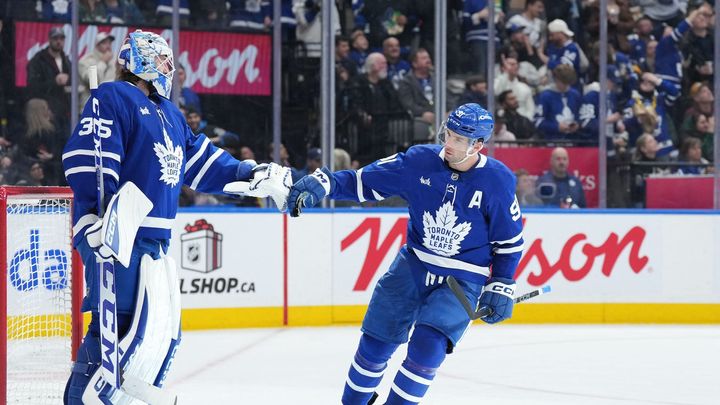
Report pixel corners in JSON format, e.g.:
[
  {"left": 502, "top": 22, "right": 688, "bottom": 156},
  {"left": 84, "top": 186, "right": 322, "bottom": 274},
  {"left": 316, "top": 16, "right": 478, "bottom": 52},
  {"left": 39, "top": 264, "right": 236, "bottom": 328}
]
[
  {"left": 437, "top": 103, "right": 494, "bottom": 163},
  {"left": 117, "top": 30, "right": 175, "bottom": 98}
]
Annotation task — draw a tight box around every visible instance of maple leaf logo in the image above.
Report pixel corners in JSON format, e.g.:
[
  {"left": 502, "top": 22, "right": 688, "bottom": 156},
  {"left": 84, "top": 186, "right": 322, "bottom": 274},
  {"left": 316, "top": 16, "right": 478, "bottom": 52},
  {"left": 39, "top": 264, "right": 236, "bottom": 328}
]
[
  {"left": 153, "top": 129, "right": 183, "bottom": 187},
  {"left": 422, "top": 201, "right": 471, "bottom": 257}
]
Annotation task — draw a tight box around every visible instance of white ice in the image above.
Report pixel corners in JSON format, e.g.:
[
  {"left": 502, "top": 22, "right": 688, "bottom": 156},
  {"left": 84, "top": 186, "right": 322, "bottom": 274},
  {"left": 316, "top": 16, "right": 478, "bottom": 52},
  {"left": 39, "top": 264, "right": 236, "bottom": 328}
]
[{"left": 164, "top": 325, "right": 720, "bottom": 405}]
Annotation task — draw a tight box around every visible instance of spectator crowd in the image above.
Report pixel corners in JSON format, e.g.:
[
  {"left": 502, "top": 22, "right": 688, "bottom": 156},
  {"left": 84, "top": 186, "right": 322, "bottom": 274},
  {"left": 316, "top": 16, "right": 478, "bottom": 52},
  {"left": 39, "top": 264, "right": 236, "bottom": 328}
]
[{"left": 0, "top": 0, "right": 716, "bottom": 209}]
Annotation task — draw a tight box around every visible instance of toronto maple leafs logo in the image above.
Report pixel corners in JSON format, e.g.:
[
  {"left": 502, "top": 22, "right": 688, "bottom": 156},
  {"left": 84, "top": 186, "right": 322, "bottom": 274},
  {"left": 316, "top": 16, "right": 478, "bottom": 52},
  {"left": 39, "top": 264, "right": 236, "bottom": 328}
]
[
  {"left": 153, "top": 129, "right": 183, "bottom": 187},
  {"left": 422, "top": 202, "right": 471, "bottom": 257}
]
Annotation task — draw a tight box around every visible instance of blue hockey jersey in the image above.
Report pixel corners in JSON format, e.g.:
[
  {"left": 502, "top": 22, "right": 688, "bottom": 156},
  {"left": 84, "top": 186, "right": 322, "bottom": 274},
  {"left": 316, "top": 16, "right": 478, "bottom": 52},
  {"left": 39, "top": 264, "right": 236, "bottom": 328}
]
[
  {"left": 62, "top": 81, "right": 250, "bottom": 246},
  {"left": 228, "top": 0, "right": 272, "bottom": 29},
  {"left": 329, "top": 145, "right": 524, "bottom": 283},
  {"left": 622, "top": 80, "right": 679, "bottom": 157},
  {"left": 534, "top": 87, "right": 582, "bottom": 141},
  {"left": 462, "top": 0, "right": 500, "bottom": 43},
  {"left": 655, "top": 19, "right": 689, "bottom": 103}
]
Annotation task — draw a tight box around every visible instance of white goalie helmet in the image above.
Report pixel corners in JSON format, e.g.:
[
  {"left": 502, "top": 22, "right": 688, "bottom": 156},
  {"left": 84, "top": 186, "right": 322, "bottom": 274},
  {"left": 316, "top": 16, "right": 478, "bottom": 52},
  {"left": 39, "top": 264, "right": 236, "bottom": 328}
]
[{"left": 117, "top": 30, "right": 175, "bottom": 98}]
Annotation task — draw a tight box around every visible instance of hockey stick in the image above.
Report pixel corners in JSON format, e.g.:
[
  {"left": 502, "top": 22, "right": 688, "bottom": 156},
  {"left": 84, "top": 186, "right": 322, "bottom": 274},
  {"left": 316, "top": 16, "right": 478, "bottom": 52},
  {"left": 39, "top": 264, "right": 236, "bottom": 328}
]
[
  {"left": 446, "top": 275, "right": 551, "bottom": 320},
  {"left": 90, "top": 65, "right": 122, "bottom": 391},
  {"left": 89, "top": 66, "right": 177, "bottom": 405}
]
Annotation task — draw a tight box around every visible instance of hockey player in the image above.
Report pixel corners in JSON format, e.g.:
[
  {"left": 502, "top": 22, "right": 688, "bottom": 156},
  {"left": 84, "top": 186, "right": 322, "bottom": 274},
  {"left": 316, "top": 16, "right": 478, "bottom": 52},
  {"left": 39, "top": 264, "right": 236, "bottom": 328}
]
[
  {"left": 288, "top": 103, "right": 524, "bottom": 404},
  {"left": 61, "top": 30, "right": 289, "bottom": 404}
]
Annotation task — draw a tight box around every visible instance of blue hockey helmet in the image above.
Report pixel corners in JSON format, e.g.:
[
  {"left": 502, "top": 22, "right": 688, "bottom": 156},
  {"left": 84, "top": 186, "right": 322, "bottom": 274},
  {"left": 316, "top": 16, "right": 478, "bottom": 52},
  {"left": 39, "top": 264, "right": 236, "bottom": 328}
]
[
  {"left": 442, "top": 103, "right": 494, "bottom": 144},
  {"left": 117, "top": 30, "right": 175, "bottom": 98}
]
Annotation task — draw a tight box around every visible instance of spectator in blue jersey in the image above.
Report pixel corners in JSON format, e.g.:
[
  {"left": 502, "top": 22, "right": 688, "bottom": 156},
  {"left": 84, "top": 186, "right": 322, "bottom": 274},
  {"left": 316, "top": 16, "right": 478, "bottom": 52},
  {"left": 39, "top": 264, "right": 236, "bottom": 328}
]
[
  {"left": 534, "top": 64, "right": 582, "bottom": 141},
  {"left": 463, "top": 0, "right": 504, "bottom": 77},
  {"left": 349, "top": 29, "right": 370, "bottom": 74},
  {"left": 654, "top": 7, "right": 706, "bottom": 106},
  {"left": 175, "top": 64, "right": 202, "bottom": 114},
  {"left": 623, "top": 71, "right": 679, "bottom": 158},
  {"left": 103, "top": 0, "right": 145, "bottom": 24},
  {"left": 398, "top": 48, "right": 436, "bottom": 143},
  {"left": 457, "top": 75, "right": 488, "bottom": 108},
  {"left": 579, "top": 66, "right": 626, "bottom": 148},
  {"left": 279, "top": 0, "right": 297, "bottom": 41},
  {"left": 546, "top": 19, "right": 587, "bottom": 95},
  {"left": 676, "top": 137, "right": 711, "bottom": 175},
  {"left": 382, "top": 36, "right": 410, "bottom": 90},
  {"left": 193, "top": 0, "right": 228, "bottom": 28},
  {"left": 287, "top": 104, "right": 525, "bottom": 405},
  {"left": 228, "top": 0, "right": 271, "bottom": 31},
  {"left": 497, "top": 89, "right": 538, "bottom": 140},
  {"left": 38, "top": 0, "right": 71, "bottom": 20},
  {"left": 26, "top": 27, "right": 71, "bottom": 135},
  {"left": 156, "top": 0, "right": 190, "bottom": 26},
  {"left": 537, "top": 147, "right": 586, "bottom": 208},
  {"left": 627, "top": 16, "right": 655, "bottom": 68}
]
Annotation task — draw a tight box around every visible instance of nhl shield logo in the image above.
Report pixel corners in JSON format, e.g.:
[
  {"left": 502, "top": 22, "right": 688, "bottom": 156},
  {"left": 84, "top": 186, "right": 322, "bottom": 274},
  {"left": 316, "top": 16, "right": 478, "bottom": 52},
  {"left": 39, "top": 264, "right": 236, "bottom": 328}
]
[{"left": 180, "top": 219, "right": 223, "bottom": 273}]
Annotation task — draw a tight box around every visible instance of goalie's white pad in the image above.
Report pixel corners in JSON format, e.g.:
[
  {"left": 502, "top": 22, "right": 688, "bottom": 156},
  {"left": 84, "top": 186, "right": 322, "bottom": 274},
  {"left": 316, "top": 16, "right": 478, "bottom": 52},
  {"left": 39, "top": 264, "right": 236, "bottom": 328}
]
[
  {"left": 224, "top": 162, "right": 293, "bottom": 212},
  {"left": 85, "top": 182, "right": 153, "bottom": 267},
  {"left": 82, "top": 254, "right": 180, "bottom": 405}
]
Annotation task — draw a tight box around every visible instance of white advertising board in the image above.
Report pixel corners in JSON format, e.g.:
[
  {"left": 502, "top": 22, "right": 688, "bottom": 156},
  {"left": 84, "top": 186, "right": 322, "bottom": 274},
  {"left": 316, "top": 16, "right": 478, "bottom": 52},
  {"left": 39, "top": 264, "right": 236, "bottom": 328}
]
[
  {"left": 168, "top": 212, "right": 284, "bottom": 309},
  {"left": 327, "top": 211, "right": 720, "bottom": 305}
]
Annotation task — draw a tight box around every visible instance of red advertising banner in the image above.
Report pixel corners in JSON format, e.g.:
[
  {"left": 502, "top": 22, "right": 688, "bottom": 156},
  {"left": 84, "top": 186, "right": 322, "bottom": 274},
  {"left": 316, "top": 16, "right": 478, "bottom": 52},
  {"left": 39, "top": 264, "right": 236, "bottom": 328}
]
[
  {"left": 14, "top": 22, "right": 271, "bottom": 96},
  {"left": 645, "top": 176, "right": 713, "bottom": 208},
  {"left": 492, "top": 147, "right": 599, "bottom": 207}
]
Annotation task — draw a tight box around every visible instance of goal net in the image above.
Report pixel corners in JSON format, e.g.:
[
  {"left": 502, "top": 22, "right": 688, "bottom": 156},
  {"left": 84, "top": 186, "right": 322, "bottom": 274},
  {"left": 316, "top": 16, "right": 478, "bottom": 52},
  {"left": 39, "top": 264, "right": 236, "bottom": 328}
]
[{"left": 1, "top": 186, "right": 82, "bottom": 404}]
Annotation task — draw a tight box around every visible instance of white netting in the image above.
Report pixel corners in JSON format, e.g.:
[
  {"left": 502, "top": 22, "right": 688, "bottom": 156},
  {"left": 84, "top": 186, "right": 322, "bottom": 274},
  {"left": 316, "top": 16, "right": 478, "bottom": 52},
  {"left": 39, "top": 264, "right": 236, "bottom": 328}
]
[{"left": 4, "top": 195, "right": 75, "bottom": 404}]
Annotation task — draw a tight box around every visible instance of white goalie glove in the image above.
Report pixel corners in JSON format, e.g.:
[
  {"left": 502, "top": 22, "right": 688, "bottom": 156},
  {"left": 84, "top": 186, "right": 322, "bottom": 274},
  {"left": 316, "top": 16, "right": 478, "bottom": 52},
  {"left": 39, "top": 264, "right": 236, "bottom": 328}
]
[{"left": 224, "top": 162, "right": 293, "bottom": 212}]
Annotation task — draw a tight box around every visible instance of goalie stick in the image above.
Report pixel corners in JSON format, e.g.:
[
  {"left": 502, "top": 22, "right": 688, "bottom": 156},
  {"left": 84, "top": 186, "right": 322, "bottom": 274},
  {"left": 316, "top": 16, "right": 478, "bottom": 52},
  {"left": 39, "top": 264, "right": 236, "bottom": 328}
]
[
  {"left": 89, "top": 65, "right": 177, "bottom": 405},
  {"left": 446, "top": 275, "right": 551, "bottom": 320}
]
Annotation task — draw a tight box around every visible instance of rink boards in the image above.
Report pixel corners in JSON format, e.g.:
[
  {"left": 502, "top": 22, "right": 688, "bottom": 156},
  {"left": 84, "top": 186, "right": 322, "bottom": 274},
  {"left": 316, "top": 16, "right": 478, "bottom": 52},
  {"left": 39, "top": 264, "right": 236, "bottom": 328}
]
[{"left": 165, "top": 209, "right": 720, "bottom": 329}]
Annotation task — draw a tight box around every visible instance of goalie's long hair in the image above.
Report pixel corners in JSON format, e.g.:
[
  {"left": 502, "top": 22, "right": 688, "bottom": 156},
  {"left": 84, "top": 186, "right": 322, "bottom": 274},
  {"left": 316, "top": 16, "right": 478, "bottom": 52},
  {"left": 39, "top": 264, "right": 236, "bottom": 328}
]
[{"left": 117, "top": 67, "right": 157, "bottom": 95}]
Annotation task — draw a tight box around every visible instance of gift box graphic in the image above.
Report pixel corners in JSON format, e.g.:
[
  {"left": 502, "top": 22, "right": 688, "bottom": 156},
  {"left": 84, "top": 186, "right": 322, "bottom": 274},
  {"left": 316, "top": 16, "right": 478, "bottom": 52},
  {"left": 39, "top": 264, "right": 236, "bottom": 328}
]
[{"left": 180, "top": 219, "right": 223, "bottom": 273}]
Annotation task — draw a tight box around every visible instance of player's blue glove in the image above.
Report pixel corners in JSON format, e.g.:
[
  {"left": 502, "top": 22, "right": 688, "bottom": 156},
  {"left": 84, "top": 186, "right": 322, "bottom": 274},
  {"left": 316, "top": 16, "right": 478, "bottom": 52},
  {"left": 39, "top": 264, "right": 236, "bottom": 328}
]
[
  {"left": 288, "top": 167, "right": 334, "bottom": 217},
  {"left": 478, "top": 277, "right": 516, "bottom": 324}
]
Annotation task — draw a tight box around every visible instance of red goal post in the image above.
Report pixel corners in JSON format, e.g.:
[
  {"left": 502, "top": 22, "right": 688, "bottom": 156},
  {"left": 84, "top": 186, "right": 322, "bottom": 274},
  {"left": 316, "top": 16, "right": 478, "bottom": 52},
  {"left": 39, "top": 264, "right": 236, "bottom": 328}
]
[{"left": 0, "top": 186, "right": 83, "bottom": 404}]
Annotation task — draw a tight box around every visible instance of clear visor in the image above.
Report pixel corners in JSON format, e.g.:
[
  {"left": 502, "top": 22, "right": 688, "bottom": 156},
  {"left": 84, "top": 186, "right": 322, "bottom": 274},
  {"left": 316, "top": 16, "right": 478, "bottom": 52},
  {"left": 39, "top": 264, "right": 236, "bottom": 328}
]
[{"left": 436, "top": 121, "right": 477, "bottom": 149}]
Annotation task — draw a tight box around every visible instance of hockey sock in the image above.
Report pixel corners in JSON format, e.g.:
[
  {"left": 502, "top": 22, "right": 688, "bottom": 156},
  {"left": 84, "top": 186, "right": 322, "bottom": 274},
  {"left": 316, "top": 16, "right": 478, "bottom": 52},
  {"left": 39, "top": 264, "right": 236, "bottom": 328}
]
[
  {"left": 385, "top": 325, "right": 447, "bottom": 405},
  {"left": 342, "top": 333, "right": 399, "bottom": 405}
]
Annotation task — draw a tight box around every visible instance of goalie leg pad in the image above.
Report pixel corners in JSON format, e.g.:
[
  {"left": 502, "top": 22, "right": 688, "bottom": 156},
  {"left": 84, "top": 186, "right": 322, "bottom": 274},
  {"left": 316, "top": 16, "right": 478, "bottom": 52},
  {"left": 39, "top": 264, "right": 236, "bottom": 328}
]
[
  {"left": 64, "top": 314, "right": 138, "bottom": 405},
  {"left": 111, "top": 253, "right": 180, "bottom": 401},
  {"left": 78, "top": 253, "right": 179, "bottom": 404},
  {"left": 385, "top": 325, "right": 447, "bottom": 405}
]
